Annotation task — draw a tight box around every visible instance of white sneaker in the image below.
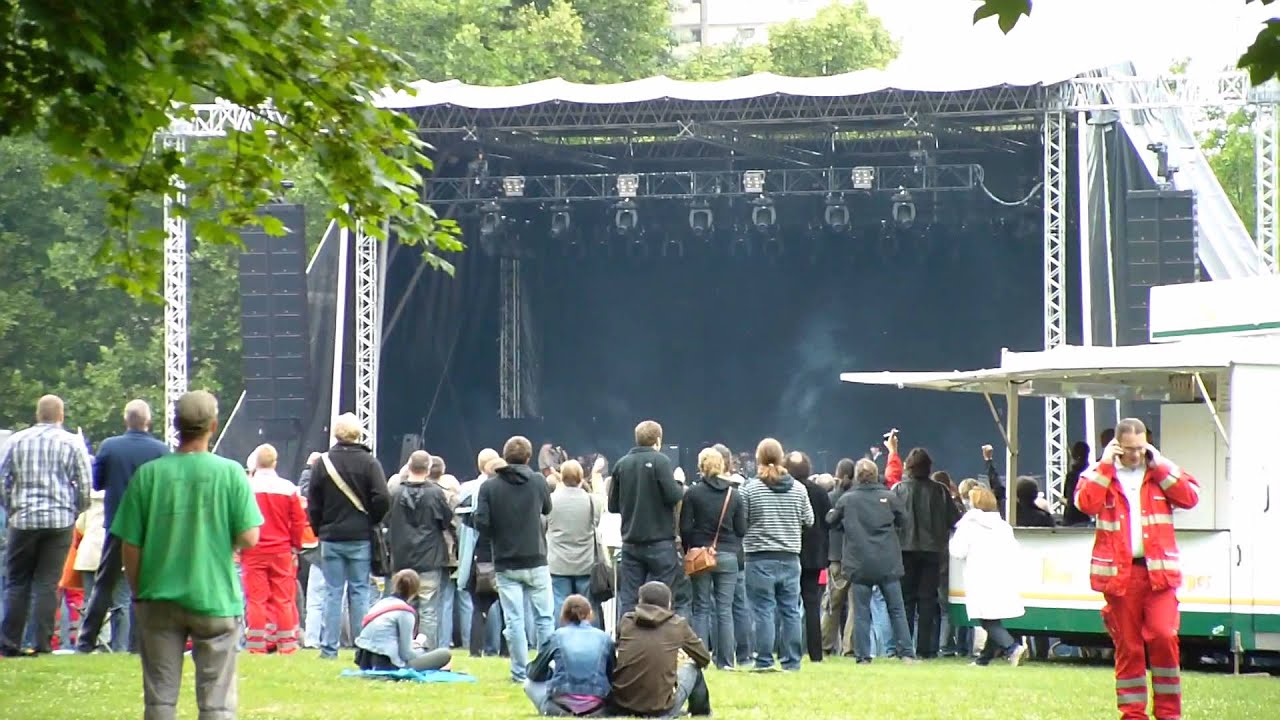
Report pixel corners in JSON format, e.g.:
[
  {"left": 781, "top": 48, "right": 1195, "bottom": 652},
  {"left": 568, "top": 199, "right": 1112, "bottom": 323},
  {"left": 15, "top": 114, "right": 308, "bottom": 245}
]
[{"left": 1007, "top": 645, "right": 1027, "bottom": 667}]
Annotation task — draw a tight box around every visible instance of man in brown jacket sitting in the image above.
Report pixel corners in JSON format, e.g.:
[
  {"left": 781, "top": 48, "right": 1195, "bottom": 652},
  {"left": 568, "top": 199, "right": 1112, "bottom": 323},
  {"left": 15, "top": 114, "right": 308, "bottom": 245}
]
[{"left": 611, "top": 581, "right": 712, "bottom": 717}]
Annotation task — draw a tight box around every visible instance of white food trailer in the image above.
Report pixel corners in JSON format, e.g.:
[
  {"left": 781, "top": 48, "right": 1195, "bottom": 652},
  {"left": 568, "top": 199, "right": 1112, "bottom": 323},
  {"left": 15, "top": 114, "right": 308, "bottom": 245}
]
[{"left": 839, "top": 277, "right": 1280, "bottom": 657}]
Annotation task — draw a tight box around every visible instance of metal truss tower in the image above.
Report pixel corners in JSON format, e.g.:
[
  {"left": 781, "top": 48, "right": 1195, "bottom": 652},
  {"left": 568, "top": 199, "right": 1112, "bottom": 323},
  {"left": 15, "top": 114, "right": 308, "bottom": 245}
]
[
  {"left": 1257, "top": 102, "right": 1279, "bottom": 271},
  {"left": 160, "top": 134, "right": 189, "bottom": 447},
  {"left": 354, "top": 223, "right": 380, "bottom": 452},
  {"left": 1042, "top": 110, "right": 1068, "bottom": 505},
  {"left": 498, "top": 257, "right": 523, "bottom": 419}
]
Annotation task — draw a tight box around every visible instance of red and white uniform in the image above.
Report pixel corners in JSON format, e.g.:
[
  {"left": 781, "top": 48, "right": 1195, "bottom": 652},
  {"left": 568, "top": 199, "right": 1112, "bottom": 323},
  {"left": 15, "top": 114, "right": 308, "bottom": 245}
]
[
  {"left": 242, "top": 468, "right": 308, "bottom": 654},
  {"left": 1076, "top": 451, "right": 1199, "bottom": 720}
]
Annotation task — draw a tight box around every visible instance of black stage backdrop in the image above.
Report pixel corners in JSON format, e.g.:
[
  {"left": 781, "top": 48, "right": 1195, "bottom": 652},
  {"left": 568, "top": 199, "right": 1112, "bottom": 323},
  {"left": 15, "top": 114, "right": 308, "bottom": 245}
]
[{"left": 379, "top": 217, "right": 1065, "bottom": 481}]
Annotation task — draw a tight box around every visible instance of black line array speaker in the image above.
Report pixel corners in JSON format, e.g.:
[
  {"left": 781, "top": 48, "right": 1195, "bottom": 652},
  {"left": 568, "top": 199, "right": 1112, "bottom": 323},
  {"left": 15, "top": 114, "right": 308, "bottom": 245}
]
[
  {"left": 1118, "top": 190, "right": 1198, "bottom": 346},
  {"left": 239, "top": 203, "right": 310, "bottom": 420}
]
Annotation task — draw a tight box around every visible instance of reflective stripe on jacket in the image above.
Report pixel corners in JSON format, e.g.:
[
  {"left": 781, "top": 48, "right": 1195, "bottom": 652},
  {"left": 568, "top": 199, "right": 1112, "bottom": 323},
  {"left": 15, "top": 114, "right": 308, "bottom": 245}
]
[{"left": 1074, "top": 458, "right": 1199, "bottom": 595}]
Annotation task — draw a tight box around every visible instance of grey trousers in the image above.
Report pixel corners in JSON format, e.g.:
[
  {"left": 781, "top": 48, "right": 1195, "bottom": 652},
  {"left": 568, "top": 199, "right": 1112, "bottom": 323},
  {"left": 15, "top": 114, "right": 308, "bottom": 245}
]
[{"left": 135, "top": 601, "right": 240, "bottom": 720}]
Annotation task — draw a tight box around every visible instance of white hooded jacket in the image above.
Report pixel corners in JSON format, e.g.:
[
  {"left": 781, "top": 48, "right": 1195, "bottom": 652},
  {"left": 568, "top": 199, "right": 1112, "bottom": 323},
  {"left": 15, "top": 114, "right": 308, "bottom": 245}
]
[{"left": 949, "top": 508, "right": 1025, "bottom": 621}]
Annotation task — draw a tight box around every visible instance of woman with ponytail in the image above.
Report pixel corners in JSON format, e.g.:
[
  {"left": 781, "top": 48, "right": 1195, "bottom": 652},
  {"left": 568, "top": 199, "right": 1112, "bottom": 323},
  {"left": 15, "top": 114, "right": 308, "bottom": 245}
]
[{"left": 740, "top": 439, "right": 814, "bottom": 672}]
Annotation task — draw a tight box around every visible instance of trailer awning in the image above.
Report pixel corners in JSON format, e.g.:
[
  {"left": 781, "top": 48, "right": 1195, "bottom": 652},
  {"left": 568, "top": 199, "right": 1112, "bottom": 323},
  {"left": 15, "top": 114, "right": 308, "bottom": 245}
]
[{"left": 840, "top": 339, "right": 1280, "bottom": 400}]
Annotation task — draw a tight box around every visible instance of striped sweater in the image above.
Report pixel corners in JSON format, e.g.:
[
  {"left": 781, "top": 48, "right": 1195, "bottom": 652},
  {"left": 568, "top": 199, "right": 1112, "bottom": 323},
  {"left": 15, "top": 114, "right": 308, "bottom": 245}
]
[{"left": 741, "top": 475, "right": 814, "bottom": 556}]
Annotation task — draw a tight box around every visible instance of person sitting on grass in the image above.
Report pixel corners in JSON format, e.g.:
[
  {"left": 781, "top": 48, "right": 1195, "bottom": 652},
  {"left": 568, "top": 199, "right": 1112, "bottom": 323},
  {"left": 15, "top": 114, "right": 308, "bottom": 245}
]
[
  {"left": 611, "top": 581, "right": 711, "bottom": 718},
  {"left": 354, "top": 569, "right": 452, "bottom": 672},
  {"left": 524, "top": 594, "right": 615, "bottom": 717}
]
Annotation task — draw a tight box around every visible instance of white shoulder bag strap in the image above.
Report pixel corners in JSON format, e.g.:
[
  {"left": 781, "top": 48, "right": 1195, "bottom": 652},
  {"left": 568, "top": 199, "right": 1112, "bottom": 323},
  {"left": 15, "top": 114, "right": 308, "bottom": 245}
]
[{"left": 321, "top": 452, "right": 367, "bottom": 515}]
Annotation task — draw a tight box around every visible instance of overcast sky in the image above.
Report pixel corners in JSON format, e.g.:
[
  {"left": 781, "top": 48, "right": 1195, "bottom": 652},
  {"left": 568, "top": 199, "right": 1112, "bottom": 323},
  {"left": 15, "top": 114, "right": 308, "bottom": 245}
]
[{"left": 862, "top": 0, "right": 1276, "bottom": 74}]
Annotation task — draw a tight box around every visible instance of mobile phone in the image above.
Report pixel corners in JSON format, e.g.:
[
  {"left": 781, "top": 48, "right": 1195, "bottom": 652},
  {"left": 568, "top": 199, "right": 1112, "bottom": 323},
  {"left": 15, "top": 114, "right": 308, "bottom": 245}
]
[{"left": 883, "top": 428, "right": 898, "bottom": 440}]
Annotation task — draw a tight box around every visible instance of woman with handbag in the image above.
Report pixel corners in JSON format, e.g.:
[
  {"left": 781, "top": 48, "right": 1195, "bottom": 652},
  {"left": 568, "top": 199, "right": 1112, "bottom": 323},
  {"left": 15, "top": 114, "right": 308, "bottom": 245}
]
[{"left": 678, "top": 448, "right": 748, "bottom": 670}]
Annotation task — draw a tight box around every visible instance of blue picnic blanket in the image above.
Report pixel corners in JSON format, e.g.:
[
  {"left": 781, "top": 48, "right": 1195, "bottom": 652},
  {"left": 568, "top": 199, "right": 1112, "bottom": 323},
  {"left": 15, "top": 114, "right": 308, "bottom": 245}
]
[{"left": 340, "top": 668, "right": 477, "bottom": 683}]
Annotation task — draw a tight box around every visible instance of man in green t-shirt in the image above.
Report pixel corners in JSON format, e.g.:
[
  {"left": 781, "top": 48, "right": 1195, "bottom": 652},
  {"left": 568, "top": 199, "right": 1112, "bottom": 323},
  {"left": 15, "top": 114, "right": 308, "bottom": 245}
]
[{"left": 112, "top": 390, "right": 263, "bottom": 720}]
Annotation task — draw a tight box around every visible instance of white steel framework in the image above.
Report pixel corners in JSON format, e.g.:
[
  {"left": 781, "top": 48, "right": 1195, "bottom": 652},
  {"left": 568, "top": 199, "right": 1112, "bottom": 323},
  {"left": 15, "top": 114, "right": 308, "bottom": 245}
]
[
  {"left": 1042, "top": 110, "right": 1068, "bottom": 502},
  {"left": 161, "top": 134, "right": 189, "bottom": 447},
  {"left": 1257, "top": 103, "right": 1279, "bottom": 271},
  {"left": 355, "top": 223, "right": 380, "bottom": 452}
]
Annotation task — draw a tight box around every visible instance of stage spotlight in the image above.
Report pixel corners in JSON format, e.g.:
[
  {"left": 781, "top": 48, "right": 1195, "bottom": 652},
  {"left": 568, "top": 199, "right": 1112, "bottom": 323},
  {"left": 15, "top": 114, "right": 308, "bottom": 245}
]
[
  {"left": 743, "top": 170, "right": 767, "bottom": 194},
  {"left": 479, "top": 200, "right": 504, "bottom": 236},
  {"left": 851, "top": 166, "right": 876, "bottom": 190},
  {"left": 549, "top": 203, "right": 572, "bottom": 238},
  {"left": 614, "top": 199, "right": 639, "bottom": 234},
  {"left": 616, "top": 174, "right": 640, "bottom": 198},
  {"left": 1146, "top": 142, "right": 1177, "bottom": 185},
  {"left": 688, "top": 199, "right": 714, "bottom": 236},
  {"left": 502, "top": 176, "right": 526, "bottom": 197},
  {"left": 891, "top": 188, "right": 916, "bottom": 228},
  {"left": 662, "top": 237, "right": 684, "bottom": 258},
  {"left": 750, "top": 195, "right": 776, "bottom": 235},
  {"left": 823, "top": 193, "right": 849, "bottom": 233}
]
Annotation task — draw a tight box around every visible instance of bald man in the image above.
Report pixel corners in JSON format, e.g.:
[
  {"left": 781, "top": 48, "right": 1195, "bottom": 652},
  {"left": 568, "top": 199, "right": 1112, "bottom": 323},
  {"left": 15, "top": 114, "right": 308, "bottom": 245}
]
[
  {"left": 241, "top": 444, "right": 309, "bottom": 654},
  {"left": 0, "top": 395, "right": 92, "bottom": 656},
  {"left": 78, "top": 399, "right": 169, "bottom": 654}
]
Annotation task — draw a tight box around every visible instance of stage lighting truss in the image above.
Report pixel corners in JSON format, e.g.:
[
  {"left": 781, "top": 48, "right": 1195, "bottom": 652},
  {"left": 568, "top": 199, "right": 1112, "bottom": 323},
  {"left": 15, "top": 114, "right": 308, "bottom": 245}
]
[
  {"left": 891, "top": 188, "right": 917, "bottom": 228},
  {"left": 613, "top": 199, "right": 639, "bottom": 233},
  {"left": 616, "top": 173, "right": 640, "bottom": 198},
  {"left": 851, "top": 166, "right": 876, "bottom": 190},
  {"left": 479, "top": 200, "right": 504, "bottom": 236},
  {"left": 743, "top": 170, "right": 767, "bottom": 194},
  {"left": 549, "top": 203, "right": 572, "bottom": 237},
  {"left": 824, "top": 193, "right": 850, "bottom": 233},
  {"left": 425, "top": 164, "right": 980, "bottom": 207},
  {"left": 502, "top": 176, "right": 526, "bottom": 197},
  {"left": 688, "top": 199, "right": 714, "bottom": 236},
  {"left": 750, "top": 195, "right": 777, "bottom": 235}
]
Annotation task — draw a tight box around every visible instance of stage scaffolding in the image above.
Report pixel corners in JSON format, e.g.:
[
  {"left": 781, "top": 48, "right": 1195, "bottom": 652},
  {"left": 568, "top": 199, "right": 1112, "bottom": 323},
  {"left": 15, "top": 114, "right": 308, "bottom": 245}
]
[{"left": 161, "top": 69, "right": 1276, "bottom": 492}]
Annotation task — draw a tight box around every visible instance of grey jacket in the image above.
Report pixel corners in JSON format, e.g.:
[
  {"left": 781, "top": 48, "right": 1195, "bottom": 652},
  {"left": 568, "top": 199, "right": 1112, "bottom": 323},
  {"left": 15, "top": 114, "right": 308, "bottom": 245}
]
[{"left": 546, "top": 485, "right": 600, "bottom": 576}]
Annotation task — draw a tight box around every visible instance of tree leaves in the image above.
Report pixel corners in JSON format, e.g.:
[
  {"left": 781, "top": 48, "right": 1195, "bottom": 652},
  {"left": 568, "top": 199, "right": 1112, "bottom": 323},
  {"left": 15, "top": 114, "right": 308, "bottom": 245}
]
[
  {"left": 670, "top": 1, "right": 898, "bottom": 81},
  {"left": 971, "top": 0, "right": 1032, "bottom": 34},
  {"left": 1, "top": 0, "right": 460, "bottom": 295}
]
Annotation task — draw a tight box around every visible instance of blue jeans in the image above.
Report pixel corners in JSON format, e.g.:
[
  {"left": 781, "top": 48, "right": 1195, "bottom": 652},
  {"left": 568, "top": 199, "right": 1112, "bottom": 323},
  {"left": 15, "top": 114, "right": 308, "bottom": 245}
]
[
  {"left": 551, "top": 575, "right": 606, "bottom": 630},
  {"left": 319, "top": 540, "right": 372, "bottom": 657},
  {"left": 617, "top": 541, "right": 692, "bottom": 623},
  {"left": 304, "top": 564, "right": 326, "bottom": 648},
  {"left": 733, "top": 568, "right": 752, "bottom": 664},
  {"left": 691, "top": 553, "right": 739, "bottom": 669},
  {"left": 870, "top": 587, "right": 894, "bottom": 657},
  {"left": 853, "top": 580, "right": 914, "bottom": 661},
  {"left": 438, "top": 570, "right": 458, "bottom": 649},
  {"left": 745, "top": 556, "right": 802, "bottom": 670},
  {"left": 497, "top": 566, "right": 555, "bottom": 681}
]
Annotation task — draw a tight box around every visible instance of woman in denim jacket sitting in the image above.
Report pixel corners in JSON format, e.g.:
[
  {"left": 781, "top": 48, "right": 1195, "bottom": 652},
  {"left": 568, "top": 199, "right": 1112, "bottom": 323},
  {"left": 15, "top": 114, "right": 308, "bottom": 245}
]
[{"left": 525, "top": 595, "right": 615, "bottom": 716}]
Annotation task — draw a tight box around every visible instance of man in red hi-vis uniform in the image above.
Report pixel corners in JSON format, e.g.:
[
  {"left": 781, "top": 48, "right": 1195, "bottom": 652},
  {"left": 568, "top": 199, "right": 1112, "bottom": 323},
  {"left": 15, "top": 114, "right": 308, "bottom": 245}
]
[
  {"left": 242, "top": 444, "right": 308, "bottom": 654},
  {"left": 1076, "top": 418, "right": 1199, "bottom": 720}
]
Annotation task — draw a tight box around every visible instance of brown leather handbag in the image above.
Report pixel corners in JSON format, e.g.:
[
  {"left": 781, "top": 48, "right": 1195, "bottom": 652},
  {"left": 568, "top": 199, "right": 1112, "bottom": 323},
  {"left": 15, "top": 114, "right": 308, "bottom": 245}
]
[{"left": 684, "top": 488, "right": 733, "bottom": 577}]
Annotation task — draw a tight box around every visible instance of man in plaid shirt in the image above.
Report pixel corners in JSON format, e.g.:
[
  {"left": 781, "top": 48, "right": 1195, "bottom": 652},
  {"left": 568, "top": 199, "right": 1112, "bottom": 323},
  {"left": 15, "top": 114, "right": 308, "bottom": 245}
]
[{"left": 0, "top": 395, "right": 92, "bottom": 656}]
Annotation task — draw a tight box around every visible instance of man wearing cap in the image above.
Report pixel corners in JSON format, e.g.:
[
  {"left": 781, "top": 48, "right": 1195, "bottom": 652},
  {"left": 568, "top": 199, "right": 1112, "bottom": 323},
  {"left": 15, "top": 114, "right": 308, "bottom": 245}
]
[{"left": 112, "top": 390, "right": 263, "bottom": 719}]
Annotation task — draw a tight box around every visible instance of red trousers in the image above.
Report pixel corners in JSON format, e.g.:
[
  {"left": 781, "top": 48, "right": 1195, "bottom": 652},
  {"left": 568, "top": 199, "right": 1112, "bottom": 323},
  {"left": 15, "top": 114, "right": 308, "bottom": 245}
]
[
  {"left": 242, "top": 551, "right": 299, "bottom": 654},
  {"left": 1101, "top": 563, "right": 1181, "bottom": 720}
]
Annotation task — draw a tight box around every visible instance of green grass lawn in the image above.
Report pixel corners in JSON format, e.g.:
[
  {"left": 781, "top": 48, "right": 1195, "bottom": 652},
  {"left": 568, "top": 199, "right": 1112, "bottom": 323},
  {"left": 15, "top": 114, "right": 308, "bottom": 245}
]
[{"left": 1, "top": 652, "right": 1277, "bottom": 719}]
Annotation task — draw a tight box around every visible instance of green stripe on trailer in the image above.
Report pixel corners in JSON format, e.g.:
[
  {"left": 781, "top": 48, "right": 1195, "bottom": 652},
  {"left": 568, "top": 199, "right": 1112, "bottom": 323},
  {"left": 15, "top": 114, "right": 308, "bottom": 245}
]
[
  {"left": 1151, "top": 320, "right": 1280, "bottom": 339},
  {"left": 948, "top": 606, "right": 1244, "bottom": 642}
]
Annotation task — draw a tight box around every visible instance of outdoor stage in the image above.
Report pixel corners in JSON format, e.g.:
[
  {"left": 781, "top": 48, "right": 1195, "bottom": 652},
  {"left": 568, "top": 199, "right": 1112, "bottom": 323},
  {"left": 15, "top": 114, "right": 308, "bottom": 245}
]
[{"left": 204, "top": 64, "right": 1274, "bottom": 492}]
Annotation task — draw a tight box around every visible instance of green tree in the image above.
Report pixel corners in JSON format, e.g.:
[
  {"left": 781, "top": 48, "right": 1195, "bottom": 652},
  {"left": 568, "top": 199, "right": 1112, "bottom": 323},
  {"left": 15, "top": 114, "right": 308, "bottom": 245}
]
[
  {"left": 669, "top": 0, "right": 898, "bottom": 80},
  {"left": 2, "top": 0, "right": 461, "bottom": 294},
  {"left": 1203, "top": 108, "right": 1258, "bottom": 234},
  {"left": 766, "top": 1, "right": 898, "bottom": 77},
  {"left": 973, "top": 0, "right": 1280, "bottom": 84},
  {"left": 347, "top": 0, "right": 672, "bottom": 84}
]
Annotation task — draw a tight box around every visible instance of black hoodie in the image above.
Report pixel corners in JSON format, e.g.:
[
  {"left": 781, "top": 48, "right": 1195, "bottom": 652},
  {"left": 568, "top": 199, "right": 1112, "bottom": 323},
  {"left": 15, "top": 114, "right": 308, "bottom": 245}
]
[
  {"left": 473, "top": 462, "right": 552, "bottom": 571},
  {"left": 608, "top": 446, "right": 684, "bottom": 545},
  {"left": 678, "top": 475, "right": 747, "bottom": 557}
]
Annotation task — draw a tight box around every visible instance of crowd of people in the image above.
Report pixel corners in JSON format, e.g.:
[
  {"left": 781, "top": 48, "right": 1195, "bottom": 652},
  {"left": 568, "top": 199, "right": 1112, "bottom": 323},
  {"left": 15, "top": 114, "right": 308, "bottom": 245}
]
[{"left": 0, "top": 394, "right": 1198, "bottom": 720}]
